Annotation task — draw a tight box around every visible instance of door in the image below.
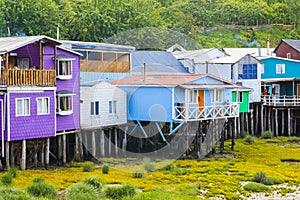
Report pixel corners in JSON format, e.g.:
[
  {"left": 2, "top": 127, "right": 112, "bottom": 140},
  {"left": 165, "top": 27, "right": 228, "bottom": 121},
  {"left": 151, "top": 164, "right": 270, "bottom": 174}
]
[
  {"left": 272, "top": 84, "right": 280, "bottom": 102},
  {"left": 198, "top": 90, "right": 204, "bottom": 112}
]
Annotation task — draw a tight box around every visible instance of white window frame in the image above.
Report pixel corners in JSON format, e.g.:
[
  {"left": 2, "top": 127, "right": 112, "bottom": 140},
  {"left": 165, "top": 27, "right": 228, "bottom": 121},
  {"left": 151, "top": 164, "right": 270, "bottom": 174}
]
[
  {"left": 90, "top": 101, "right": 100, "bottom": 116},
  {"left": 37, "top": 97, "right": 50, "bottom": 115},
  {"left": 188, "top": 90, "right": 198, "bottom": 103},
  {"left": 261, "top": 64, "right": 264, "bottom": 74},
  {"left": 211, "top": 89, "right": 223, "bottom": 103},
  {"left": 109, "top": 100, "right": 117, "bottom": 114},
  {"left": 56, "top": 94, "right": 75, "bottom": 115},
  {"left": 56, "top": 58, "right": 74, "bottom": 80},
  {"left": 16, "top": 98, "right": 30, "bottom": 116},
  {"left": 276, "top": 64, "right": 285, "bottom": 74},
  {"left": 287, "top": 53, "right": 291, "bottom": 59}
]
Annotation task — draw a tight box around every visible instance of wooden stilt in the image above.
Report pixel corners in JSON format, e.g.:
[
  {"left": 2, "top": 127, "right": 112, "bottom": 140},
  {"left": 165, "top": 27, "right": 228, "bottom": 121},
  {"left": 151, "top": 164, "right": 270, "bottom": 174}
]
[
  {"left": 294, "top": 117, "right": 297, "bottom": 136},
  {"left": 288, "top": 109, "right": 291, "bottom": 136},
  {"left": 268, "top": 108, "right": 271, "bottom": 130},
  {"left": 245, "top": 112, "right": 249, "bottom": 132},
  {"left": 250, "top": 109, "right": 254, "bottom": 135},
  {"left": 20, "top": 140, "right": 26, "bottom": 170},
  {"left": 255, "top": 104, "right": 259, "bottom": 134},
  {"left": 232, "top": 118, "right": 236, "bottom": 151},
  {"left": 100, "top": 129, "right": 105, "bottom": 157},
  {"left": 34, "top": 140, "right": 38, "bottom": 168},
  {"left": 58, "top": 135, "right": 62, "bottom": 161},
  {"left": 79, "top": 132, "right": 84, "bottom": 160},
  {"left": 281, "top": 110, "right": 285, "bottom": 136},
  {"left": 240, "top": 113, "right": 244, "bottom": 133},
  {"left": 45, "top": 137, "right": 50, "bottom": 169},
  {"left": 108, "top": 129, "right": 112, "bottom": 156},
  {"left": 114, "top": 128, "right": 118, "bottom": 156},
  {"left": 41, "top": 141, "right": 45, "bottom": 165},
  {"left": 10, "top": 142, "right": 14, "bottom": 167},
  {"left": 91, "top": 131, "right": 96, "bottom": 157},
  {"left": 5, "top": 141, "right": 10, "bottom": 169},
  {"left": 62, "top": 134, "right": 66, "bottom": 165},
  {"left": 83, "top": 132, "right": 88, "bottom": 156},
  {"left": 260, "top": 103, "right": 264, "bottom": 134},
  {"left": 275, "top": 109, "right": 278, "bottom": 136},
  {"left": 122, "top": 127, "right": 128, "bottom": 151},
  {"left": 271, "top": 108, "right": 274, "bottom": 133},
  {"left": 0, "top": 158, "right": 3, "bottom": 170}
]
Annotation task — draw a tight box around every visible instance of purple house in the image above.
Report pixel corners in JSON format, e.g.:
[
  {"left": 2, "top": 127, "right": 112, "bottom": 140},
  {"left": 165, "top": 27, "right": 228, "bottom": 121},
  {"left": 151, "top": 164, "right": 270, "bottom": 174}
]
[{"left": 0, "top": 36, "right": 80, "bottom": 144}]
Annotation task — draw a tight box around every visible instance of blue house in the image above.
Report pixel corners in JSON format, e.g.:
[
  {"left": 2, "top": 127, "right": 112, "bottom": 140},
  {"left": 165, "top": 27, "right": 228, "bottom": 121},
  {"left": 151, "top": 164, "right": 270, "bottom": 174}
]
[
  {"left": 260, "top": 57, "right": 300, "bottom": 103},
  {"left": 111, "top": 74, "right": 239, "bottom": 140}
]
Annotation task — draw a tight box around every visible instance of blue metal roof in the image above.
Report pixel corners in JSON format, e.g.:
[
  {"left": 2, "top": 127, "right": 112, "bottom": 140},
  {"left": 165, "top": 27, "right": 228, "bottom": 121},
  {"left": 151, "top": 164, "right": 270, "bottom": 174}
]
[{"left": 132, "top": 51, "right": 188, "bottom": 74}]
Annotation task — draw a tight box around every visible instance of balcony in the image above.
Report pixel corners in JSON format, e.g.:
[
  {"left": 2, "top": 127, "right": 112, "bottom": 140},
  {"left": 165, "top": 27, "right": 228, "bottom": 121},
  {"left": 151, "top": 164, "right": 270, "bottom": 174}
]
[
  {"left": 0, "top": 68, "right": 56, "bottom": 87},
  {"left": 174, "top": 103, "right": 239, "bottom": 121},
  {"left": 262, "top": 95, "right": 300, "bottom": 106}
]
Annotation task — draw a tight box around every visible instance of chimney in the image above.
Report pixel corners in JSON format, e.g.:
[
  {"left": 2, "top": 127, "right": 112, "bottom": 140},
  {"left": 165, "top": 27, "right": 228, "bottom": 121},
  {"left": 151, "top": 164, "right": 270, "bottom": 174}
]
[
  {"left": 57, "top": 25, "right": 60, "bottom": 40},
  {"left": 143, "top": 63, "right": 146, "bottom": 81},
  {"left": 258, "top": 44, "right": 261, "bottom": 57},
  {"left": 267, "top": 39, "right": 270, "bottom": 55}
]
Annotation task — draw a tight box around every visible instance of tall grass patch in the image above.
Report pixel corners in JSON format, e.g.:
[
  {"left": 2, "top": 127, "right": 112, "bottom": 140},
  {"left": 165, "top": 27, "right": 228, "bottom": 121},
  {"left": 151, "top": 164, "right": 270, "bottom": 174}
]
[
  {"left": 26, "top": 177, "right": 57, "bottom": 199},
  {"left": 104, "top": 184, "right": 136, "bottom": 200},
  {"left": 65, "top": 182, "right": 99, "bottom": 200}
]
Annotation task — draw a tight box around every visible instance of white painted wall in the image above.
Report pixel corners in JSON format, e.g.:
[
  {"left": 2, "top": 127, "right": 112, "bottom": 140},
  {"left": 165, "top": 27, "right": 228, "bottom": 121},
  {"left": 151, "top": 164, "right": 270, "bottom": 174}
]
[{"left": 80, "top": 82, "right": 127, "bottom": 129}]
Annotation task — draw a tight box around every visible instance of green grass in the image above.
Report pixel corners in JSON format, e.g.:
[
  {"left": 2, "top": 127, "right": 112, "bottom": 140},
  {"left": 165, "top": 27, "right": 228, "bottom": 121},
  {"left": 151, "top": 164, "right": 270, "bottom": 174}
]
[{"left": 243, "top": 182, "right": 271, "bottom": 192}]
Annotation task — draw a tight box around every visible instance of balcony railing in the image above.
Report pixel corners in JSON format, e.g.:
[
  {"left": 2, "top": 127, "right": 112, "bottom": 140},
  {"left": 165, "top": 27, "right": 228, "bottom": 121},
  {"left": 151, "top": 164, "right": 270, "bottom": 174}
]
[
  {"left": 262, "top": 95, "right": 300, "bottom": 106},
  {"left": 0, "top": 68, "right": 56, "bottom": 86},
  {"left": 174, "top": 103, "right": 239, "bottom": 121}
]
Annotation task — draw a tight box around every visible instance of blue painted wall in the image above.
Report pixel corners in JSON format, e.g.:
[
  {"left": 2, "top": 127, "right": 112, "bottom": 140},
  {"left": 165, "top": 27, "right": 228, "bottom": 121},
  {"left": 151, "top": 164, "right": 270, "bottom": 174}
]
[{"left": 261, "top": 57, "right": 300, "bottom": 79}]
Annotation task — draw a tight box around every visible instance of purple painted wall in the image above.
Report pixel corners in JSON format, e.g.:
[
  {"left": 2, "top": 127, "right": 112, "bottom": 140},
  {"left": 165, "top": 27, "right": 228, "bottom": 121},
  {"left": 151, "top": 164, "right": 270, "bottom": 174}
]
[
  {"left": 0, "top": 95, "right": 3, "bottom": 141},
  {"left": 8, "top": 90, "right": 56, "bottom": 141},
  {"left": 11, "top": 43, "right": 40, "bottom": 68},
  {"left": 55, "top": 48, "right": 80, "bottom": 132}
]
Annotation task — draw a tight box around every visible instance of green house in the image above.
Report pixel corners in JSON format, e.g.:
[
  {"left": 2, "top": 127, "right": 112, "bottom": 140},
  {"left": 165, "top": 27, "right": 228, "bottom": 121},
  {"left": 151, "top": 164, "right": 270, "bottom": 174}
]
[{"left": 232, "top": 87, "right": 251, "bottom": 113}]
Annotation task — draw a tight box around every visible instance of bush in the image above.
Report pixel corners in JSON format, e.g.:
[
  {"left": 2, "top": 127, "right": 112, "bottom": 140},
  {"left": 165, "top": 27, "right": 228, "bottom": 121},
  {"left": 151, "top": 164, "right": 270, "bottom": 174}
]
[
  {"left": 240, "top": 131, "right": 250, "bottom": 138},
  {"left": 245, "top": 135, "right": 255, "bottom": 144},
  {"left": 132, "top": 169, "right": 145, "bottom": 178},
  {"left": 65, "top": 182, "right": 99, "bottom": 200},
  {"left": 82, "top": 162, "right": 95, "bottom": 172},
  {"left": 253, "top": 171, "right": 267, "bottom": 183},
  {"left": 0, "top": 186, "right": 31, "bottom": 200},
  {"left": 27, "top": 178, "right": 57, "bottom": 199},
  {"left": 105, "top": 184, "right": 136, "bottom": 200},
  {"left": 163, "top": 163, "right": 175, "bottom": 171},
  {"left": 1, "top": 173, "right": 13, "bottom": 186},
  {"left": 143, "top": 157, "right": 156, "bottom": 172},
  {"left": 102, "top": 164, "right": 110, "bottom": 174},
  {"left": 261, "top": 131, "right": 274, "bottom": 139},
  {"left": 82, "top": 176, "right": 103, "bottom": 193},
  {"left": 243, "top": 182, "right": 270, "bottom": 192},
  {"left": 262, "top": 176, "right": 284, "bottom": 185},
  {"left": 8, "top": 167, "right": 18, "bottom": 178}
]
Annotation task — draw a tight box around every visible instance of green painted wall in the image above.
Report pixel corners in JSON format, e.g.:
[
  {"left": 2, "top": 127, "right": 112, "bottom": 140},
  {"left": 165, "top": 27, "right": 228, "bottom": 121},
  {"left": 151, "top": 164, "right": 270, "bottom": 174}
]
[{"left": 232, "top": 91, "right": 249, "bottom": 113}]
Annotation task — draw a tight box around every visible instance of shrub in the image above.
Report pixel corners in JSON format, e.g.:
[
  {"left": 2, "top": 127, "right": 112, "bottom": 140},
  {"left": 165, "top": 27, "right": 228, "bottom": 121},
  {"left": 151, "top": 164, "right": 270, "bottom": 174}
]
[
  {"left": 261, "top": 130, "right": 274, "bottom": 139},
  {"left": 82, "top": 162, "right": 94, "bottom": 172},
  {"left": 263, "top": 176, "right": 284, "bottom": 185},
  {"left": 1, "top": 172, "right": 13, "bottom": 186},
  {"left": 27, "top": 178, "right": 57, "bottom": 199},
  {"left": 105, "top": 184, "right": 136, "bottom": 200},
  {"left": 143, "top": 157, "right": 156, "bottom": 172},
  {"left": 163, "top": 163, "right": 175, "bottom": 171},
  {"left": 253, "top": 171, "right": 267, "bottom": 183},
  {"left": 102, "top": 164, "right": 110, "bottom": 174},
  {"left": 0, "top": 186, "right": 31, "bottom": 200},
  {"left": 132, "top": 169, "right": 145, "bottom": 178},
  {"left": 65, "top": 182, "right": 98, "bottom": 200},
  {"left": 82, "top": 176, "right": 103, "bottom": 193},
  {"left": 8, "top": 167, "right": 18, "bottom": 178},
  {"left": 243, "top": 182, "right": 270, "bottom": 192},
  {"left": 245, "top": 135, "right": 255, "bottom": 144},
  {"left": 240, "top": 131, "right": 250, "bottom": 138}
]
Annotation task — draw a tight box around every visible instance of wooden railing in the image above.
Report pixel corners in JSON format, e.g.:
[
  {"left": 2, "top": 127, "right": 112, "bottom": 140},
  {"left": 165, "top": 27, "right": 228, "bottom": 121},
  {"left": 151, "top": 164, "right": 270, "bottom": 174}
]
[
  {"left": 0, "top": 68, "right": 56, "bottom": 86},
  {"left": 262, "top": 95, "right": 300, "bottom": 106},
  {"left": 174, "top": 103, "right": 239, "bottom": 121}
]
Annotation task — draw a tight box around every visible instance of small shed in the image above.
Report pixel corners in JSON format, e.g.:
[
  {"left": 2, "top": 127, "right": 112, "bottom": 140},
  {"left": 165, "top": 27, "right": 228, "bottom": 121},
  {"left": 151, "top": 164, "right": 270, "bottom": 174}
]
[{"left": 80, "top": 82, "right": 127, "bottom": 129}]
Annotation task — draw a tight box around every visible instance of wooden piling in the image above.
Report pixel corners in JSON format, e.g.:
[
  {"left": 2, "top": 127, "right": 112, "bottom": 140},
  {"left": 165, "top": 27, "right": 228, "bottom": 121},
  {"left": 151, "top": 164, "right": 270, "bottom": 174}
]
[
  {"left": 288, "top": 109, "right": 291, "bottom": 136},
  {"left": 260, "top": 103, "right": 264, "bottom": 133},
  {"left": 10, "top": 142, "right": 14, "bottom": 167},
  {"left": 58, "top": 136, "right": 62, "bottom": 161},
  {"left": 5, "top": 141, "right": 10, "bottom": 169},
  {"left": 114, "top": 128, "right": 118, "bottom": 156},
  {"left": 20, "top": 140, "right": 26, "bottom": 170},
  {"left": 62, "top": 134, "right": 66, "bottom": 165},
  {"left": 250, "top": 109, "right": 254, "bottom": 135},
  {"left": 45, "top": 137, "right": 50, "bottom": 169},
  {"left": 268, "top": 108, "right": 271, "bottom": 130},
  {"left": 34, "top": 140, "right": 38, "bottom": 168},
  {"left": 122, "top": 127, "right": 128, "bottom": 151},
  {"left": 281, "top": 110, "right": 285, "bottom": 136},
  {"left": 275, "top": 109, "right": 278, "bottom": 136},
  {"left": 108, "top": 129, "right": 112, "bottom": 156},
  {"left": 100, "top": 129, "right": 105, "bottom": 157},
  {"left": 91, "top": 131, "right": 96, "bottom": 157},
  {"left": 245, "top": 112, "right": 249, "bottom": 132},
  {"left": 255, "top": 104, "right": 259, "bottom": 134}
]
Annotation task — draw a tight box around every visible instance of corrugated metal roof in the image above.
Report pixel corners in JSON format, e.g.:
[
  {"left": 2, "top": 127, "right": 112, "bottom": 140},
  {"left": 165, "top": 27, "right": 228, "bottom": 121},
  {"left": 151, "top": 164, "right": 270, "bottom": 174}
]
[
  {"left": 110, "top": 74, "right": 236, "bottom": 88},
  {"left": 172, "top": 48, "right": 215, "bottom": 60},
  {"left": 0, "top": 35, "right": 61, "bottom": 53},
  {"left": 60, "top": 40, "right": 135, "bottom": 52},
  {"left": 282, "top": 39, "right": 300, "bottom": 52},
  {"left": 222, "top": 48, "right": 274, "bottom": 57},
  {"left": 80, "top": 72, "right": 129, "bottom": 85},
  {"left": 132, "top": 51, "right": 188, "bottom": 74}
]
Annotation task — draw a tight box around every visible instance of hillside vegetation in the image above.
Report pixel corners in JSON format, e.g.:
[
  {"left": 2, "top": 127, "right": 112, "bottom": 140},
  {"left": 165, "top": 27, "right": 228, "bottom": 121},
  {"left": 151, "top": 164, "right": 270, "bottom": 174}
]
[{"left": 0, "top": 0, "right": 299, "bottom": 48}]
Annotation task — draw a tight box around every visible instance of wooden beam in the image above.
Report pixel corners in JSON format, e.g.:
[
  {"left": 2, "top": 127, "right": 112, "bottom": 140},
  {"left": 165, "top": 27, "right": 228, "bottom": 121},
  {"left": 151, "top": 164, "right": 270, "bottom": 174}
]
[{"left": 20, "top": 140, "right": 26, "bottom": 170}]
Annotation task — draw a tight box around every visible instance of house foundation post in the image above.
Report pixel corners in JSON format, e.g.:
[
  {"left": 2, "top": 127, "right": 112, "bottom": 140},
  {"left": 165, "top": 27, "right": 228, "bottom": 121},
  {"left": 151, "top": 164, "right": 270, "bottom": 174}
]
[
  {"left": 20, "top": 140, "right": 26, "bottom": 170},
  {"left": 5, "top": 141, "right": 10, "bottom": 169}
]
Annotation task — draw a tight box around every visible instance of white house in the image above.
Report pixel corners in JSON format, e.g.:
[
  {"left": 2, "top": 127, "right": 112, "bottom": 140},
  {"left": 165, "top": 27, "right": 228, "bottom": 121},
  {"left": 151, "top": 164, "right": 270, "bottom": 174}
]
[{"left": 80, "top": 82, "right": 127, "bottom": 129}]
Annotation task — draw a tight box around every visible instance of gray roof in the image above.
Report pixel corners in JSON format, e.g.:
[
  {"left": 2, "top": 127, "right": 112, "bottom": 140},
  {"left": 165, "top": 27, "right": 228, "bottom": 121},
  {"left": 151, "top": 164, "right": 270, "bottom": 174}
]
[
  {"left": 132, "top": 51, "right": 188, "bottom": 74},
  {"left": 0, "top": 35, "right": 61, "bottom": 54},
  {"left": 60, "top": 40, "right": 135, "bottom": 52},
  {"left": 282, "top": 39, "right": 300, "bottom": 52}
]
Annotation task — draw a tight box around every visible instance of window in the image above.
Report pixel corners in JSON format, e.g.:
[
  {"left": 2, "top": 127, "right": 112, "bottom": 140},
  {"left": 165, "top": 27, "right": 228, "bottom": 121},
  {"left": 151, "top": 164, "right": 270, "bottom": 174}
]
[
  {"left": 90, "top": 101, "right": 100, "bottom": 115},
  {"left": 188, "top": 90, "right": 197, "bottom": 103},
  {"left": 37, "top": 97, "right": 50, "bottom": 115},
  {"left": 238, "top": 64, "right": 257, "bottom": 79},
  {"left": 287, "top": 53, "right": 291, "bottom": 59},
  {"left": 238, "top": 92, "right": 243, "bottom": 102},
  {"left": 19, "top": 58, "right": 30, "bottom": 69},
  {"left": 16, "top": 98, "right": 30, "bottom": 116},
  {"left": 56, "top": 56, "right": 75, "bottom": 80},
  {"left": 211, "top": 89, "right": 223, "bottom": 103},
  {"left": 276, "top": 64, "right": 285, "bottom": 74},
  {"left": 56, "top": 92, "right": 75, "bottom": 115},
  {"left": 109, "top": 100, "right": 117, "bottom": 114}
]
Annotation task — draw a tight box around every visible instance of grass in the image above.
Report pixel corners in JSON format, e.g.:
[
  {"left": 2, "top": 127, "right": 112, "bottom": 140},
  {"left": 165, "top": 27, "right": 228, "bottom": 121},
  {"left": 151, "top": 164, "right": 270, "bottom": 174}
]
[
  {"left": 243, "top": 182, "right": 271, "bottom": 192},
  {"left": 0, "top": 137, "right": 299, "bottom": 199}
]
